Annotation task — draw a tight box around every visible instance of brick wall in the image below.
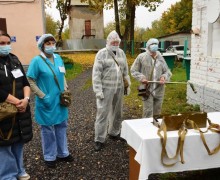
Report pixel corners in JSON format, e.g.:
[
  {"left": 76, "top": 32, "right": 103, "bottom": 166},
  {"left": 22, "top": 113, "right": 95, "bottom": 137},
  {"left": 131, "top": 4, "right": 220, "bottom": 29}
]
[{"left": 187, "top": 0, "right": 220, "bottom": 112}]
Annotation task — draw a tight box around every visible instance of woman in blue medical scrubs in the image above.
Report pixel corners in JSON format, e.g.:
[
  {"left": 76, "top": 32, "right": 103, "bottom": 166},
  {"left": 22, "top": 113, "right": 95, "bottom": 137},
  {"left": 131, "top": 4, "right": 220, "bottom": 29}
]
[{"left": 27, "top": 34, "right": 73, "bottom": 168}]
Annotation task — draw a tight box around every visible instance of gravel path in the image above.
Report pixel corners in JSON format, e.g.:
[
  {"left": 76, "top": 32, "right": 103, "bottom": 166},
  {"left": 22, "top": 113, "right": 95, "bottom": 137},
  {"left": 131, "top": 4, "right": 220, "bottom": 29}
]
[{"left": 24, "top": 68, "right": 220, "bottom": 180}]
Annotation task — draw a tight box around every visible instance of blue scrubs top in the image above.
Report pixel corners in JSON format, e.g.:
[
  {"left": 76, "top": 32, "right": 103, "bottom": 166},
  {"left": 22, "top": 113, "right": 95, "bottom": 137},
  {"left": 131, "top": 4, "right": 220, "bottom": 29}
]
[{"left": 27, "top": 53, "right": 68, "bottom": 125}]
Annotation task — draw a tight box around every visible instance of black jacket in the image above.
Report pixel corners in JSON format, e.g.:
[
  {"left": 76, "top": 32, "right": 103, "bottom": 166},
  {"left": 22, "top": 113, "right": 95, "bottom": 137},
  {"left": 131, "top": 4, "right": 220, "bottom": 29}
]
[{"left": 0, "top": 53, "right": 33, "bottom": 146}]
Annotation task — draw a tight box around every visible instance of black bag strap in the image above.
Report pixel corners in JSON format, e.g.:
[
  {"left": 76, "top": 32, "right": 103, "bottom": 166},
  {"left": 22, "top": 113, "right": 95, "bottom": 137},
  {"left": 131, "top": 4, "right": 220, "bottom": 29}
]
[{"left": 39, "top": 55, "right": 61, "bottom": 91}]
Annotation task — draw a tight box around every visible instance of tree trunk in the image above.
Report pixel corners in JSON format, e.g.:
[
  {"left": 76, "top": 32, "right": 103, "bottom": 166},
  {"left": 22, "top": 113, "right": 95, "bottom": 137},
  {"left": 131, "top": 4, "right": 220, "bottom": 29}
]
[
  {"left": 57, "top": 18, "right": 64, "bottom": 46},
  {"left": 56, "top": 0, "right": 70, "bottom": 47},
  {"left": 130, "top": 3, "right": 135, "bottom": 42},
  {"left": 114, "top": 0, "right": 121, "bottom": 38},
  {"left": 123, "top": 0, "right": 130, "bottom": 41}
]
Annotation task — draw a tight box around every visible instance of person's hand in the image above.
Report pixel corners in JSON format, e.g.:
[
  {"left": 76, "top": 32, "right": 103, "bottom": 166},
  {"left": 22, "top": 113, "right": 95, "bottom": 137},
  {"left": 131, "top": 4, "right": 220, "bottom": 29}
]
[
  {"left": 16, "top": 99, "right": 28, "bottom": 112},
  {"left": 141, "top": 78, "right": 148, "bottom": 84},
  {"left": 160, "top": 76, "right": 165, "bottom": 84},
  {"left": 96, "top": 92, "right": 104, "bottom": 99},
  {"left": 42, "top": 95, "right": 51, "bottom": 108}
]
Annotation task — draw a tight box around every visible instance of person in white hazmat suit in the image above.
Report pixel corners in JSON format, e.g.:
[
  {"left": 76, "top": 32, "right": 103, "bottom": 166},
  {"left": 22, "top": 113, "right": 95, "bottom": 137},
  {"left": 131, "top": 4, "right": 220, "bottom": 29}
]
[
  {"left": 92, "top": 30, "right": 131, "bottom": 151},
  {"left": 131, "top": 38, "right": 172, "bottom": 118}
]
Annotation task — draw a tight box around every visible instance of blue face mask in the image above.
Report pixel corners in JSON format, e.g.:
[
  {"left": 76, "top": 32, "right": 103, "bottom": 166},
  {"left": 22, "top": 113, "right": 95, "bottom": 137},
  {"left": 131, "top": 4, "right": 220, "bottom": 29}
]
[
  {"left": 0, "top": 45, "right": 12, "bottom": 56},
  {"left": 44, "top": 45, "right": 56, "bottom": 54},
  {"left": 149, "top": 44, "right": 158, "bottom": 52}
]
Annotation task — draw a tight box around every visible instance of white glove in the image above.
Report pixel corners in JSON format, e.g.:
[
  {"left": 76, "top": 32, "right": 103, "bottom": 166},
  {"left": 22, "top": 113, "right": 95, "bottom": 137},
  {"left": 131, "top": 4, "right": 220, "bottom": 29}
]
[
  {"left": 124, "top": 75, "right": 131, "bottom": 86},
  {"left": 126, "top": 87, "right": 131, "bottom": 95},
  {"left": 96, "top": 92, "right": 104, "bottom": 99}
]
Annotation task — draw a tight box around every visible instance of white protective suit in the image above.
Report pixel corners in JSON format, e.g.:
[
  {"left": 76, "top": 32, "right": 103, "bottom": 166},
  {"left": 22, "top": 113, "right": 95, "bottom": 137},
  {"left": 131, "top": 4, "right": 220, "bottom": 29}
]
[
  {"left": 92, "top": 30, "right": 131, "bottom": 143},
  {"left": 131, "top": 38, "right": 172, "bottom": 118}
]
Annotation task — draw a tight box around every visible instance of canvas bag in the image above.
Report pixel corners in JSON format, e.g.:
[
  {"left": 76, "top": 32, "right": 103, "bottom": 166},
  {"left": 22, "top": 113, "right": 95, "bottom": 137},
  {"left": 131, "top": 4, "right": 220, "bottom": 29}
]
[
  {"left": 0, "top": 80, "right": 17, "bottom": 140},
  {"left": 153, "top": 112, "right": 207, "bottom": 131},
  {"left": 153, "top": 112, "right": 220, "bottom": 167},
  {"left": 0, "top": 80, "right": 17, "bottom": 121}
]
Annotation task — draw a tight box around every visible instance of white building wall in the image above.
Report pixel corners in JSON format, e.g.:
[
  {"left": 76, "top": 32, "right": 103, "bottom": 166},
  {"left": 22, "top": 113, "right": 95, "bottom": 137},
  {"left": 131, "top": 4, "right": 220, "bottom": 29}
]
[
  {"left": 187, "top": 0, "right": 220, "bottom": 111},
  {"left": 69, "top": 6, "right": 104, "bottom": 39}
]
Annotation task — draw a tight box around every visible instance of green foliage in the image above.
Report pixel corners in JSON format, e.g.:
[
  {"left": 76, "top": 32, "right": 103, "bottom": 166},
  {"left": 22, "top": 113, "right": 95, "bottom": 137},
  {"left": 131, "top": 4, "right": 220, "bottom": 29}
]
[
  {"left": 62, "top": 28, "right": 70, "bottom": 40},
  {"left": 56, "top": 0, "right": 71, "bottom": 45},
  {"left": 103, "top": 0, "right": 192, "bottom": 43},
  {"left": 46, "top": 14, "right": 59, "bottom": 35},
  {"left": 104, "top": 22, "right": 116, "bottom": 38},
  {"left": 65, "top": 63, "right": 83, "bottom": 80},
  {"left": 162, "top": 63, "right": 200, "bottom": 114},
  {"left": 134, "top": 28, "right": 146, "bottom": 42},
  {"left": 65, "top": 62, "right": 83, "bottom": 80},
  {"left": 62, "top": 56, "right": 73, "bottom": 64},
  {"left": 143, "top": 0, "right": 192, "bottom": 40}
]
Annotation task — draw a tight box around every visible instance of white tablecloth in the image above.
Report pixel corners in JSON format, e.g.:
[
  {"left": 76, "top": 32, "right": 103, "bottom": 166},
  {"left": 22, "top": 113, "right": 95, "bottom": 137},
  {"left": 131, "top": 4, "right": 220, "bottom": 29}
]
[{"left": 121, "top": 112, "right": 220, "bottom": 180}]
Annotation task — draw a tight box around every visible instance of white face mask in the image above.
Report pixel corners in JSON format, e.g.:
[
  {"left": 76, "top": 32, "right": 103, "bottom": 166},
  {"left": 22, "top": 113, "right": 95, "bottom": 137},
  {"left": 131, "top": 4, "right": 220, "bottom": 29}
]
[
  {"left": 149, "top": 44, "right": 158, "bottom": 52},
  {"left": 110, "top": 45, "right": 119, "bottom": 52},
  {"left": 44, "top": 45, "right": 56, "bottom": 54}
]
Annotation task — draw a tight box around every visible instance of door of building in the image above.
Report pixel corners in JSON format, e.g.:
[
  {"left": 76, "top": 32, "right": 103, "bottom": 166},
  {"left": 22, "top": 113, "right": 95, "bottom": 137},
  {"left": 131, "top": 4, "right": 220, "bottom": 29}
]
[
  {"left": 85, "top": 20, "right": 91, "bottom": 36},
  {"left": 0, "top": 18, "right": 7, "bottom": 33}
]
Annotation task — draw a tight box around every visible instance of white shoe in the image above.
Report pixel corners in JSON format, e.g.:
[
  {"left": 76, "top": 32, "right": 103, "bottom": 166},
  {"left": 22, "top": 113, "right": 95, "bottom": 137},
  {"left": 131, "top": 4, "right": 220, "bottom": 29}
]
[{"left": 18, "top": 172, "right": 30, "bottom": 180}]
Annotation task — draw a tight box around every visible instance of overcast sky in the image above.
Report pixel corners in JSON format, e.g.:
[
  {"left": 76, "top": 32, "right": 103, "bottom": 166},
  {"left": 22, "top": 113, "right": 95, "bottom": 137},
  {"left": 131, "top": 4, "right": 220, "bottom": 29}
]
[{"left": 46, "top": 0, "right": 181, "bottom": 29}]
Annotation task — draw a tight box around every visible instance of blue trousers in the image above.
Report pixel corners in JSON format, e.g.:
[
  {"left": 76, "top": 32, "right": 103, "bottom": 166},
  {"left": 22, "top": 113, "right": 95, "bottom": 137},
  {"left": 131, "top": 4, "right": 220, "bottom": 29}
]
[
  {"left": 0, "top": 142, "right": 26, "bottom": 180},
  {"left": 40, "top": 120, "right": 70, "bottom": 161}
]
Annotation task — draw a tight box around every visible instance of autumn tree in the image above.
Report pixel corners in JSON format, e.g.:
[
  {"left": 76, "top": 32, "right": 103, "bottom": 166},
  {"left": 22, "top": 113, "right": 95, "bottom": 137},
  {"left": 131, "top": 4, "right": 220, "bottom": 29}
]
[
  {"left": 81, "top": 0, "right": 163, "bottom": 42},
  {"left": 144, "top": 0, "right": 192, "bottom": 39},
  {"left": 62, "top": 27, "right": 70, "bottom": 40},
  {"left": 56, "top": 0, "right": 71, "bottom": 47},
  {"left": 44, "top": 0, "right": 70, "bottom": 45},
  {"left": 46, "top": 14, "right": 59, "bottom": 35},
  {"left": 104, "top": 22, "right": 116, "bottom": 38}
]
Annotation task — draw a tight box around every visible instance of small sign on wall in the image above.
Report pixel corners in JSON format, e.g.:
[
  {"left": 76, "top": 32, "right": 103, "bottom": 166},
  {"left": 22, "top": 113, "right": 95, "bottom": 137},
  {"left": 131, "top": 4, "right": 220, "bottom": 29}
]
[
  {"left": 36, "top": 36, "right": 41, "bottom": 42},
  {"left": 11, "top": 36, "right": 16, "bottom": 42}
]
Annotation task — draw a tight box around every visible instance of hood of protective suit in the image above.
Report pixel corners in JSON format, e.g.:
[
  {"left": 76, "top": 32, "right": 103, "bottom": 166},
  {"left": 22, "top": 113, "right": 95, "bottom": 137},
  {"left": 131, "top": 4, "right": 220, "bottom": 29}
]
[
  {"left": 37, "top": 34, "right": 55, "bottom": 51},
  {"left": 106, "top": 30, "right": 121, "bottom": 47},
  {"left": 146, "top": 38, "right": 159, "bottom": 49}
]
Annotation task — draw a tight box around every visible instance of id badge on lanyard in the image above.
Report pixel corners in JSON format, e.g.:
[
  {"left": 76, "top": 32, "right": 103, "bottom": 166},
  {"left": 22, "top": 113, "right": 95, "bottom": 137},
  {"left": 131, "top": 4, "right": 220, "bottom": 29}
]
[{"left": 11, "top": 69, "right": 23, "bottom": 78}]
